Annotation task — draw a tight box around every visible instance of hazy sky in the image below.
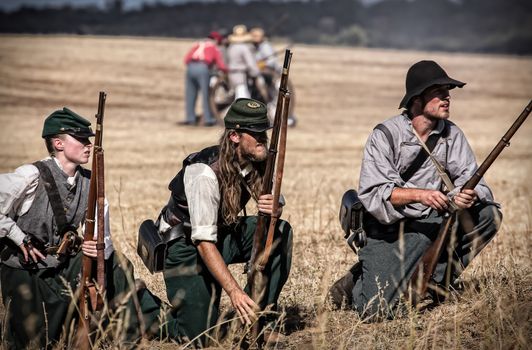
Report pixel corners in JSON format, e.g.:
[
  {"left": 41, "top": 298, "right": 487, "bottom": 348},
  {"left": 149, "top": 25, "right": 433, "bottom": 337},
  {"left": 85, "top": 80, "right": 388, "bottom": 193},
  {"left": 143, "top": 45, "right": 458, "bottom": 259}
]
[
  {"left": 1, "top": 0, "right": 380, "bottom": 13},
  {"left": 2, "top": 0, "right": 230, "bottom": 12},
  {"left": 1, "top": 0, "right": 331, "bottom": 12}
]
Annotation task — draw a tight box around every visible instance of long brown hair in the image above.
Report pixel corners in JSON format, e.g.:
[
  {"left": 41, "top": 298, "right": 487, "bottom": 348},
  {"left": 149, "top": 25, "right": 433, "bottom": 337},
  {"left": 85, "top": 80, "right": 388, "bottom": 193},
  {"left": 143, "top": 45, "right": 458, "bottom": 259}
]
[{"left": 218, "top": 130, "right": 265, "bottom": 225}]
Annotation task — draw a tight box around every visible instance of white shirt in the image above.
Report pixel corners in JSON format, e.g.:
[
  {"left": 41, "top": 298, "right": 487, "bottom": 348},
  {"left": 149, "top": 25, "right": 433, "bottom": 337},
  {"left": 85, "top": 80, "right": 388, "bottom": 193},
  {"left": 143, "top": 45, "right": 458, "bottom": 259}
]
[
  {"left": 183, "top": 162, "right": 253, "bottom": 244},
  {"left": 0, "top": 157, "right": 114, "bottom": 259}
]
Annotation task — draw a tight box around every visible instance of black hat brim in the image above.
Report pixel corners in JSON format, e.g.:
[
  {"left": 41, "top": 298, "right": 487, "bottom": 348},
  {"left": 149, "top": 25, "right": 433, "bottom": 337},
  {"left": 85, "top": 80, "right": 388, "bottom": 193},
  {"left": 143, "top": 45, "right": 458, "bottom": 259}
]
[
  {"left": 73, "top": 131, "right": 96, "bottom": 138},
  {"left": 236, "top": 125, "right": 273, "bottom": 133},
  {"left": 64, "top": 129, "right": 96, "bottom": 138},
  {"left": 399, "top": 77, "right": 466, "bottom": 109}
]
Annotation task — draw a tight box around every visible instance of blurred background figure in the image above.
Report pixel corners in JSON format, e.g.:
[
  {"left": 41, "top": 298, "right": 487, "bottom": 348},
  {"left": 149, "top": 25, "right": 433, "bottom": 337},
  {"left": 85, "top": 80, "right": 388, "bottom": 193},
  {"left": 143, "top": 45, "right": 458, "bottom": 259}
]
[
  {"left": 251, "top": 27, "right": 280, "bottom": 75},
  {"left": 217, "top": 28, "right": 231, "bottom": 64},
  {"left": 227, "top": 24, "right": 267, "bottom": 100},
  {"left": 182, "top": 31, "right": 227, "bottom": 127},
  {"left": 208, "top": 25, "right": 297, "bottom": 127},
  {"left": 250, "top": 26, "right": 297, "bottom": 127}
]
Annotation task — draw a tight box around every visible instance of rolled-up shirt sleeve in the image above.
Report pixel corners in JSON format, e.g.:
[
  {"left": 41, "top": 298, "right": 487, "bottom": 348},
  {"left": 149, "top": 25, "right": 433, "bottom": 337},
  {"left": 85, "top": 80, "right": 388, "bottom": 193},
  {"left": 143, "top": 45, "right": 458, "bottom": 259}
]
[
  {"left": 359, "top": 130, "right": 406, "bottom": 224},
  {"left": 0, "top": 164, "right": 40, "bottom": 246},
  {"left": 183, "top": 163, "right": 220, "bottom": 243}
]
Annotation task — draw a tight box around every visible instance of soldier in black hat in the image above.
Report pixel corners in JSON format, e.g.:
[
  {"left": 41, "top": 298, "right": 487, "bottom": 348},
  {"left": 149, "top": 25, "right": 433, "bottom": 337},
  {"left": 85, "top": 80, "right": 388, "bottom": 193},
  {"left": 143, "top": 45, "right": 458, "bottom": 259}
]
[
  {"left": 330, "top": 61, "right": 502, "bottom": 320},
  {"left": 0, "top": 108, "right": 144, "bottom": 348},
  {"left": 144, "top": 98, "right": 293, "bottom": 345}
]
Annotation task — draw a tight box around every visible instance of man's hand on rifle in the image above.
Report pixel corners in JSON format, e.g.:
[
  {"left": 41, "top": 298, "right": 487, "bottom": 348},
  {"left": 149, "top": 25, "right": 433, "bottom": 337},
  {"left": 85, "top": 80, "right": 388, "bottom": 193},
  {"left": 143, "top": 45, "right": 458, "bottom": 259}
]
[
  {"left": 257, "top": 193, "right": 283, "bottom": 217},
  {"left": 19, "top": 237, "right": 45, "bottom": 263},
  {"left": 453, "top": 189, "right": 477, "bottom": 209},
  {"left": 228, "top": 288, "right": 259, "bottom": 325},
  {"left": 81, "top": 240, "right": 98, "bottom": 258},
  {"left": 392, "top": 188, "right": 449, "bottom": 211},
  {"left": 417, "top": 189, "right": 450, "bottom": 211}
]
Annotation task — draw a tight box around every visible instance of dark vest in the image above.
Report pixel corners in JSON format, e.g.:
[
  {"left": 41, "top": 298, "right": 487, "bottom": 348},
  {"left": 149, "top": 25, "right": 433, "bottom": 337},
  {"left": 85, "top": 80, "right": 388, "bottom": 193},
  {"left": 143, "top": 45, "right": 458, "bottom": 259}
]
[
  {"left": 2, "top": 158, "right": 90, "bottom": 269},
  {"left": 165, "top": 146, "right": 252, "bottom": 226}
]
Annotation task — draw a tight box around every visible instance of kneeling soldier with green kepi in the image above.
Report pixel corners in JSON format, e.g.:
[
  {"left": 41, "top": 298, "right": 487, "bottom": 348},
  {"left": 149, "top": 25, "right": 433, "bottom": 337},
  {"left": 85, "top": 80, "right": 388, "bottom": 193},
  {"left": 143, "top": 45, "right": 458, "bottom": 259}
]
[
  {"left": 138, "top": 98, "right": 293, "bottom": 346},
  {"left": 0, "top": 108, "right": 143, "bottom": 349}
]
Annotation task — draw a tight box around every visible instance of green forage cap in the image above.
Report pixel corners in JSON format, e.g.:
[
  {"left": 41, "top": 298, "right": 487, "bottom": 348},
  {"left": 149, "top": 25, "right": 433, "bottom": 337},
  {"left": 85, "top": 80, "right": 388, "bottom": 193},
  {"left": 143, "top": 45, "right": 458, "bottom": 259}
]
[
  {"left": 224, "top": 98, "right": 272, "bottom": 132},
  {"left": 42, "top": 107, "right": 95, "bottom": 138}
]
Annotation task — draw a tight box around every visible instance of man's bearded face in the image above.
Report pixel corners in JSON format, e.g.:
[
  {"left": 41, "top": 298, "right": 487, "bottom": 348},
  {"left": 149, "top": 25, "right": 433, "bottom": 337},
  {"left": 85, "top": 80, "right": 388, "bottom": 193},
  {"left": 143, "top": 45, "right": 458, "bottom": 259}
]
[{"left": 238, "top": 130, "right": 268, "bottom": 163}]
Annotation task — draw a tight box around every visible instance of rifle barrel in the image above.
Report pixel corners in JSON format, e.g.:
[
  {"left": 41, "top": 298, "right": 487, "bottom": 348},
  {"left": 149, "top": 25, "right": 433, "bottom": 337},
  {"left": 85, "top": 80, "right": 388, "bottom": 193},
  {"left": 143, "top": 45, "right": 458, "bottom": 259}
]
[
  {"left": 463, "top": 99, "right": 532, "bottom": 190},
  {"left": 77, "top": 91, "right": 107, "bottom": 348},
  {"left": 247, "top": 50, "right": 292, "bottom": 347},
  {"left": 94, "top": 91, "right": 106, "bottom": 148},
  {"left": 408, "top": 99, "right": 532, "bottom": 305}
]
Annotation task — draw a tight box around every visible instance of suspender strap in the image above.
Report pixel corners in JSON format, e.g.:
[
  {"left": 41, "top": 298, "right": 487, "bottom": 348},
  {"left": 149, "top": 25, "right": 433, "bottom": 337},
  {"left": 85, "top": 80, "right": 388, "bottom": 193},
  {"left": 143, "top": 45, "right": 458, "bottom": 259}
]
[
  {"left": 374, "top": 124, "right": 394, "bottom": 157},
  {"left": 374, "top": 122, "right": 449, "bottom": 183},
  {"left": 239, "top": 175, "right": 259, "bottom": 204},
  {"left": 32, "top": 161, "right": 69, "bottom": 233}
]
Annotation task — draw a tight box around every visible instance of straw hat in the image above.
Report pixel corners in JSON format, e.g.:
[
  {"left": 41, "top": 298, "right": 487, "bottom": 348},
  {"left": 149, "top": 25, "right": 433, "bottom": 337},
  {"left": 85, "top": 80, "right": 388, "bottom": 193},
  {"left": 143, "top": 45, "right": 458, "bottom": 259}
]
[{"left": 228, "top": 24, "right": 252, "bottom": 44}]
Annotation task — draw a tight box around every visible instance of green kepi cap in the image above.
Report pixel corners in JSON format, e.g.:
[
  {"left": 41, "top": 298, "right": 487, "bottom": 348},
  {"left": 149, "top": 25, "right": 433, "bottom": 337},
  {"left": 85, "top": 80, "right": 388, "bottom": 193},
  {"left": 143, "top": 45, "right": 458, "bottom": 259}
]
[
  {"left": 42, "top": 107, "right": 95, "bottom": 138},
  {"left": 224, "top": 98, "right": 272, "bottom": 132}
]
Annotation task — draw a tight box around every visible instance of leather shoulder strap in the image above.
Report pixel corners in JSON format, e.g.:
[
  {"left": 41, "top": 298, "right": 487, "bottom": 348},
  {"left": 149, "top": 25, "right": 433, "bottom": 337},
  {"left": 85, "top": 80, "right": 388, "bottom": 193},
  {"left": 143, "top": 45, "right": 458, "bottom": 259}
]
[
  {"left": 374, "top": 123, "right": 395, "bottom": 158},
  {"left": 374, "top": 121, "right": 449, "bottom": 182},
  {"left": 401, "top": 121, "right": 448, "bottom": 182},
  {"left": 32, "top": 161, "right": 68, "bottom": 232}
]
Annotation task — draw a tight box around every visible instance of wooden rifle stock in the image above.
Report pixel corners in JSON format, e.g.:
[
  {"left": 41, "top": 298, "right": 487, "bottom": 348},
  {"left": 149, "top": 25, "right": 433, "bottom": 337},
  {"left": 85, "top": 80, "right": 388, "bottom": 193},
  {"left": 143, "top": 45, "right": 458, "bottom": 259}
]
[
  {"left": 408, "top": 100, "right": 532, "bottom": 305},
  {"left": 247, "top": 50, "right": 292, "bottom": 346},
  {"left": 77, "top": 91, "right": 107, "bottom": 349},
  {"left": 258, "top": 95, "right": 290, "bottom": 269}
]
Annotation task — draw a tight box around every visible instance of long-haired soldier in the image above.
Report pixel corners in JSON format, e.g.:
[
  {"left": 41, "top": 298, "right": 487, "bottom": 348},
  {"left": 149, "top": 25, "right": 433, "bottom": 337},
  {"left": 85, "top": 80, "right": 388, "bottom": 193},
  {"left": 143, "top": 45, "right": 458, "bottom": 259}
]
[{"left": 144, "top": 98, "right": 293, "bottom": 346}]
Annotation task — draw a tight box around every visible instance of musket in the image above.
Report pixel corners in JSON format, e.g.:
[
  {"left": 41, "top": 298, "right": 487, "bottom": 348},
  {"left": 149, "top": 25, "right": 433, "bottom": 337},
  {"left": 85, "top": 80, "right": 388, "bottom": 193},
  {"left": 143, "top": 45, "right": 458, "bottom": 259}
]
[
  {"left": 247, "top": 49, "right": 292, "bottom": 347},
  {"left": 408, "top": 100, "right": 532, "bottom": 305},
  {"left": 257, "top": 46, "right": 293, "bottom": 66},
  {"left": 77, "top": 91, "right": 107, "bottom": 349}
]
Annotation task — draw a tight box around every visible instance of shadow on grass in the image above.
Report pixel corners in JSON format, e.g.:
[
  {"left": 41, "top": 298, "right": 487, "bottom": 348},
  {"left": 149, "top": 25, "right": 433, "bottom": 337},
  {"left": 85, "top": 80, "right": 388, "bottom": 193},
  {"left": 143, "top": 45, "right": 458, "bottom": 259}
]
[{"left": 283, "top": 305, "right": 310, "bottom": 335}]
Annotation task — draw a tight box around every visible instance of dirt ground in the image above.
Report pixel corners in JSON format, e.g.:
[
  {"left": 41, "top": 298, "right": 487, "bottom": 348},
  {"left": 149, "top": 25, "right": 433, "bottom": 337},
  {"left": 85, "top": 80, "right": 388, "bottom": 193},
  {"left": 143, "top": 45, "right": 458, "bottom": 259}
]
[{"left": 0, "top": 35, "right": 531, "bottom": 349}]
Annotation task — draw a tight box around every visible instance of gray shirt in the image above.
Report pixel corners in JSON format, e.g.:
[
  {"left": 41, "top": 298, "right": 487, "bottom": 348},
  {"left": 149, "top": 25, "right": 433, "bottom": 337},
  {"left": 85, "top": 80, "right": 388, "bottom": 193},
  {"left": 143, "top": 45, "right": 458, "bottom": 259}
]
[
  {"left": 254, "top": 41, "right": 280, "bottom": 71},
  {"left": 227, "top": 43, "right": 260, "bottom": 86},
  {"left": 359, "top": 113, "right": 496, "bottom": 225}
]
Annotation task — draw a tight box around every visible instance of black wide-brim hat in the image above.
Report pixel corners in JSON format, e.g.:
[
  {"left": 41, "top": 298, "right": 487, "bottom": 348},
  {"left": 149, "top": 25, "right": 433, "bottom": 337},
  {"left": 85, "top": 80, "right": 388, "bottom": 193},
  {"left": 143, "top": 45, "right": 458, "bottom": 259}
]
[{"left": 399, "top": 60, "right": 466, "bottom": 109}]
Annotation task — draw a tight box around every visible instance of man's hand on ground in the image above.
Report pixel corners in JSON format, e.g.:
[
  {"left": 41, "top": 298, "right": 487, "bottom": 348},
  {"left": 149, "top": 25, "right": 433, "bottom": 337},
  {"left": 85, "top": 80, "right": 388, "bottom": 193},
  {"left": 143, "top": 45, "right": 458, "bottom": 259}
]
[{"left": 228, "top": 288, "right": 259, "bottom": 325}]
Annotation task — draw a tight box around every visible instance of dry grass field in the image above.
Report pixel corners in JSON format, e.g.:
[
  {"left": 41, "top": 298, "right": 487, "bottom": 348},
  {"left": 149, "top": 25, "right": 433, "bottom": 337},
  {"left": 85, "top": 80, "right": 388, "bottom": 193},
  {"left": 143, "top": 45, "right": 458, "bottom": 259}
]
[{"left": 0, "top": 34, "right": 531, "bottom": 349}]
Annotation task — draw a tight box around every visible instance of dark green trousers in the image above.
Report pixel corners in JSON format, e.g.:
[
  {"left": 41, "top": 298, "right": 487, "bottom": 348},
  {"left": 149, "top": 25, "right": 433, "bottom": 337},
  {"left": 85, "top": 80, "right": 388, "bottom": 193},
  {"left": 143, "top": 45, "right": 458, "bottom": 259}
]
[
  {"left": 159, "top": 216, "right": 293, "bottom": 346},
  {"left": 1, "top": 252, "right": 142, "bottom": 349},
  {"left": 352, "top": 203, "right": 502, "bottom": 320}
]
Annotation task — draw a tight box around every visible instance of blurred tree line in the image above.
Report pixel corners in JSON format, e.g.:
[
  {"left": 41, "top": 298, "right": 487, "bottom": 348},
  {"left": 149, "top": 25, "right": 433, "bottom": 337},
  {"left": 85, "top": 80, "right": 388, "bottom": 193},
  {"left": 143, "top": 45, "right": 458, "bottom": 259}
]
[{"left": 1, "top": 0, "right": 531, "bottom": 54}]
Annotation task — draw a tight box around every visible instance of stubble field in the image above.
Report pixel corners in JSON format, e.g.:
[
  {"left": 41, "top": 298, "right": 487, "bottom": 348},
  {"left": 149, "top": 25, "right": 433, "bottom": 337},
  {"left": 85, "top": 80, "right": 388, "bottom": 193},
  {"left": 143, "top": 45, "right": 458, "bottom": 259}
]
[{"left": 0, "top": 35, "right": 531, "bottom": 349}]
